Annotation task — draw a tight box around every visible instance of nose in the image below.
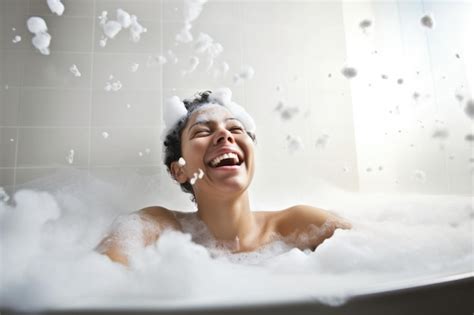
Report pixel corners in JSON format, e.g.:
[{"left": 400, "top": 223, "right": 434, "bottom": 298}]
[{"left": 213, "top": 127, "right": 235, "bottom": 145}]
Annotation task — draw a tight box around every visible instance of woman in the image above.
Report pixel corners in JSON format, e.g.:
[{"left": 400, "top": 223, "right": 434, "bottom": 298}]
[{"left": 97, "top": 89, "right": 351, "bottom": 266}]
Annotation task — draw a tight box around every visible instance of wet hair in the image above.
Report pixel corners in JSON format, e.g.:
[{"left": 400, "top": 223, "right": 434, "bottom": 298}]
[{"left": 163, "top": 91, "right": 256, "bottom": 202}]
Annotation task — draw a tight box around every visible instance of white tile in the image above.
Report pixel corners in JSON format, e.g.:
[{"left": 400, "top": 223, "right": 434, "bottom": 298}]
[
  {"left": 46, "top": 17, "right": 94, "bottom": 52},
  {"left": 0, "top": 86, "right": 20, "bottom": 126},
  {"left": 91, "top": 89, "right": 161, "bottom": 126},
  {"left": 28, "top": 0, "right": 95, "bottom": 17},
  {"left": 0, "top": 168, "right": 15, "bottom": 192},
  {"left": 0, "top": 128, "right": 18, "bottom": 167},
  {"left": 90, "top": 127, "right": 162, "bottom": 166},
  {"left": 17, "top": 127, "right": 89, "bottom": 167},
  {"left": 22, "top": 51, "right": 92, "bottom": 88},
  {"left": 2, "top": 50, "right": 27, "bottom": 86},
  {"left": 18, "top": 88, "right": 90, "bottom": 126},
  {"left": 92, "top": 53, "right": 161, "bottom": 90}
]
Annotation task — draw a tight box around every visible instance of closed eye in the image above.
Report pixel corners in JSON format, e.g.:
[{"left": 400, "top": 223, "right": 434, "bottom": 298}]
[
  {"left": 193, "top": 129, "right": 210, "bottom": 137},
  {"left": 229, "top": 126, "right": 244, "bottom": 133}
]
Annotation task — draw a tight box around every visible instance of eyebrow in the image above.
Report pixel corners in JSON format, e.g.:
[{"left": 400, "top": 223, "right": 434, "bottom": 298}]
[{"left": 187, "top": 118, "right": 242, "bottom": 134}]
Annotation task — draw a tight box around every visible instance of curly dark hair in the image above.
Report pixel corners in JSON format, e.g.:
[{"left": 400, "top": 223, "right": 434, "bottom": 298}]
[{"left": 163, "top": 91, "right": 256, "bottom": 202}]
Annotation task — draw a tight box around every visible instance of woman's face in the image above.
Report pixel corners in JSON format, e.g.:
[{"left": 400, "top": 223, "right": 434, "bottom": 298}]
[{"left": 178, "top": 104, "right": 255, "bottom": 198}]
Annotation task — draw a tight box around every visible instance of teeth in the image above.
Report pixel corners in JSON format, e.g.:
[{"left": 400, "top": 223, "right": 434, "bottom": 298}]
[{"left": 210, "top": 152, "right": 239, "bottom": 167}]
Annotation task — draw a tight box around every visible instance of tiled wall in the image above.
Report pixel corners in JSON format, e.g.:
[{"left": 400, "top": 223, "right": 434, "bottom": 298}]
[
  {"left": 2, "top": 0, "right": 470, "bottom": 199},
  {"left": 0, "top": 0, "right": 359, "bottom": 204}
]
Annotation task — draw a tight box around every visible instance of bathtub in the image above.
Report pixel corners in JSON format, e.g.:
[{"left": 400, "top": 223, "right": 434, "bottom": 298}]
[{"left": 1, "top": 271, "right": 472, "bottom": 315}]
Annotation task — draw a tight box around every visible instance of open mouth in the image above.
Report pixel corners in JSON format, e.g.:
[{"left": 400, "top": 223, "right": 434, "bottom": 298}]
[{"left": 207, "top": 152, "right": 243, "bottom": 168}]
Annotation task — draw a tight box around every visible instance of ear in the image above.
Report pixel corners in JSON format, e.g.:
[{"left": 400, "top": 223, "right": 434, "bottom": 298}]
[{"left": 170, "top": 161, "right": 188, "bottom": 184}]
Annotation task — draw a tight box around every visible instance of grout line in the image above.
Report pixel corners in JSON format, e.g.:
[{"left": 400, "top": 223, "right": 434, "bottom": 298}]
[{"left": 87, "top": 0, "right": 97, "bottom": 177}]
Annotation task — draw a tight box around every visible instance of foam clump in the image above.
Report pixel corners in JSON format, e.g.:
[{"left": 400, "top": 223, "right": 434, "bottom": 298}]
[
  {"left": 47, "top": 0, "right": 65, "bottom": 16},
  {"left": 163, "top": 96, "right": 188, "bottom": 135},
  {"left": 341, "top": 66, "right": 357, "bottom": 79},
  {"left": 0, "top": 168, "right": 472, "bottom": 311},
  {"left": 209, "top": 87, "right": 256, "bottom": 133},
  {"left": 287, "top": 135, "right": 304, "bottom": 153},
  {"left": 27, "top": 17, "right": 51, "bottom": 55},
  {"left": 69, "top": 64, "right": 81, "bottom": 77},
  {"left": 233, "top": 66, "right": 255, "bottom": 84},
  {"left": 275, "top": 101, "right": 299, "bottom": 121},
  {"left": 464, "top": 99, "right": 474, "bottom": 120},
  {"left": 98, "top": 9, "right": 147, "bottom": 47},
  {"left": 420, "top": 14, "right": 435, "bottom": 29},
  {"left": 12, "top": 35, "right": 22, "bottom": 43},
  {"left": 176, "top": 0, "right": 208, "bottom": 43}
]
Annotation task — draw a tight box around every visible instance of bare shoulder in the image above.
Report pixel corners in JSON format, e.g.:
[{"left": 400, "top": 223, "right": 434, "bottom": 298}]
[
  {"left": 269, "top": 204, "right": 352, "bottom": 237},
  {"left": 137, "top": 206, "right": 182, "bottom": 231}
]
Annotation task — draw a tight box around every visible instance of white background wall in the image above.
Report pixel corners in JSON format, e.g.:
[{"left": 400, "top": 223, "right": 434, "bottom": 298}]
[{"left": 0, "top": 0, "right": 472, "bottom": 206}]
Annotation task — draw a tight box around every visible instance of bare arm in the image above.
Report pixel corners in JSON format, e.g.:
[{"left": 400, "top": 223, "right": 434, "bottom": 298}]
[
  {"left": 275, "top": 204, "right": 351, "bottom": 250},
  {"left": 96, "top": 206, "right": 181, "bottom": 266}
]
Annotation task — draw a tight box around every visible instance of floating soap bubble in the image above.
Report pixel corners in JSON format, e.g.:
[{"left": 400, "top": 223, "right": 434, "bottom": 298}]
[
  {"left": 129, "top": 15, "right": 147, "bottom": 42},
  {"left": 69, "top": 64, "right": 81, "bottom": 77},
  {"left": 286, "top": 135, "right": 304, "bottom": 153},
  {"left": 27, "top": 17, "right": 48, "bottom": 33},
  {"left": 432, "top": 128, "right": 449, "bottom": 140},
  {"left": 420, "top": 14, "right": 435, "bottom": 29},
  {"left": 66, "top": 149, "right": 74, "bottom": 164},
  {"left": 397, "top": 78, "right": 404, "bottom": 85},
  {"left": 9, "top": 138, "right": 14, "bottom": 142},
  {"left": 381, "top": 74, "right": 388, "bottom": 79},
  {"left": 315, "top": 134, "right": 330, "bottom": 149},
  {"left": 145, "top": 148, "right": 151, "bottom": 154},
  {"left": 99, "top": 37, "right": 107, "bottom": 47},
  {"left": 167, "top": 50, "right": 179, "bottom": 64},
  {"left": 147, "top": 54, "right": 167, "bottom": 67},
  {"left": 359, "top": 19, "right": 372, "bottom": 33},
  {"left": 464, "top": 99, "right": 474, "bottom": 120},
  {"left": 175, "top": 0, "right": 207, "bottom": 43},
  {"left": 455, "top": 53, "right": 460, "bottom": 59},
  {"left": 341, "top": 67, "right": 357, "bottom": 79},
  {"left": 27, "top": 17, "right": 51, "bottom": 55},
  {"left": 103, "top": 20, "right": 122, "bottom": 39},
  {"left": 413, "top": 169, "right": 426, "bottom": 183},
  {"left": 182, "top": 56, "right": 199, "bottom": 75},
  {"left": 102, "top": 131, "right": 109, "bottom": 139},
  {"left": 233, "top": 66, "right": 255, "bottom": 84},
  {"left": 12, "top": 35, "right": 21, "bottom": 43},
  {"left": 104, "top": 76, "right": 122, "bottom": 92},
  {"left": 138, "top": 151, "right": 143, "bottom": 157},
  {"left": 116, "top": 8, "right": 131, "bottom": 28},
  {"left": 213, "top": 61, "right": 229, "bottom": 78},
  {"left": 47, "top": 0, "right": 65, "bottom": 16},
  {"left": 130, "top": 63, "right": 139, "bottom": 72}
]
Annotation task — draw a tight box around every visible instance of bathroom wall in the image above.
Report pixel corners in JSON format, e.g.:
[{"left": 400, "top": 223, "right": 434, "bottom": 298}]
[{"left": 0, "top": 0, "right": 472, "bottom": 204}]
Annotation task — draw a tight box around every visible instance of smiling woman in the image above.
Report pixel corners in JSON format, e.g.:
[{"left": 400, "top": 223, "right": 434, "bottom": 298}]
[{"left": 96, "top": 89, "right": 352, "bottom": 266}]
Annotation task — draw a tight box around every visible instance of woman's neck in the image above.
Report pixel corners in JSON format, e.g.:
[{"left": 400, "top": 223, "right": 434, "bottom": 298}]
[{"left": 196, "top": 192, "right": 257, "bottom": 243}]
